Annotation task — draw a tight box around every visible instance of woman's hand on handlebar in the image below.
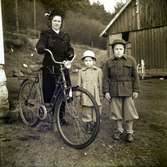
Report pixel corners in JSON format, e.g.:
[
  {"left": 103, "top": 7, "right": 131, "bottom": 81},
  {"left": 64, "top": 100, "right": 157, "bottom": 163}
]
[
  {"left": 63, "top": 60, "right": 72, "bottom": 69},
  {"left": 44, "top": 48, "right": 75, "bottom": 66}
]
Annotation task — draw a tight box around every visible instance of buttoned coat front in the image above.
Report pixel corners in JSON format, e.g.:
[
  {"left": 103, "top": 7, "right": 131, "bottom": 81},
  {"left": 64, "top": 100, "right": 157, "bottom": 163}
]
[
  {"left": 103, "top": 54, "right": 140, "bottom": 97},
  {"left": 36, "top": 29, "right": 74, "bottom": 69},
  {"left": 78, "top": 66, "right": 103, "bottom": 106}
]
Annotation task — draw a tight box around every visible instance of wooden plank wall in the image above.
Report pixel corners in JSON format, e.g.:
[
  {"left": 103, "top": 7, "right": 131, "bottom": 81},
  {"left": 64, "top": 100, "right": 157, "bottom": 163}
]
[
  {"left": 129, "top": 26, "right": 167, "bottom": 70},
  {"left": 140, "top": 0, "right": 167, "bottom": 29},
  {"left": 109, "top": 0, "right": 137, "bottom": 34},
  {"left": 109, "top": 0, "right": 167, "bottom": 34}
]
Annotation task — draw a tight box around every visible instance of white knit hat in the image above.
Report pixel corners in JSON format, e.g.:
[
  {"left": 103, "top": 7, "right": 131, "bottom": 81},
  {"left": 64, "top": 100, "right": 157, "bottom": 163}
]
[{"left": 82, "top": 50, "right": 96, "bottom": 60}]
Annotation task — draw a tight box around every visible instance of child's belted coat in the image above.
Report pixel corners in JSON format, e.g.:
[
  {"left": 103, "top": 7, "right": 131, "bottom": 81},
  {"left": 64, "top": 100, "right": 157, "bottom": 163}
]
[
  {"left": 78, "top": 66, "right": 103, "bottom": 106},
  {"left": 103, "top": 54, "right": 139, "bottom": 97}
]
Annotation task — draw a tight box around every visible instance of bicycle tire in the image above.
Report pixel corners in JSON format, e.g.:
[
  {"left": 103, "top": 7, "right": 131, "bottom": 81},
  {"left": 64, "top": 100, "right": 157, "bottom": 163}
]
[
  {"left": 18, "top": 79, "right": 40, "bottom": 127},
  {"left": 54, "top": 86, "right": 100, "bottom": 149}
]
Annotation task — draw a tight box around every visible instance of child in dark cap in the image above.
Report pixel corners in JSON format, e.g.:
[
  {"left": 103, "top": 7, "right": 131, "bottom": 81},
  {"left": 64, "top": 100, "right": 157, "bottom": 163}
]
[{"left": 103, "top": 38, "right": 140, "bottom": 142}]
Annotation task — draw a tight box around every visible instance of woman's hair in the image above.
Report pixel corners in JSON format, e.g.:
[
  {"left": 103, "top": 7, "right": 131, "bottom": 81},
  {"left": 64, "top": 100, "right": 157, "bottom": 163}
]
[{"left": 45, "top": 9, "right": 65, "bottom": 28}]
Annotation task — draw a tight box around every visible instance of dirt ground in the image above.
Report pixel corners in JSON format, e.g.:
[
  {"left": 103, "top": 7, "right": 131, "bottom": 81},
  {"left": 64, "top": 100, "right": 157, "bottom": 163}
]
[{"left": 1, "top": 79, "right": 167, "bottom": 167}]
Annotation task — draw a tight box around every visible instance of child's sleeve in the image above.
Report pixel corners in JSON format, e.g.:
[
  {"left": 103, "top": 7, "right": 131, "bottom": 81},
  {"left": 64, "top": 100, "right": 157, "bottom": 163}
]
[
  {"left": 102, "top": 62, "right": 110, "bottom": 94},
  {"left": 77, "top": 70, "right": 82, "bottom": 87},
  {"left": 132, "top": 58, "right": 140, "bottom": 93}
]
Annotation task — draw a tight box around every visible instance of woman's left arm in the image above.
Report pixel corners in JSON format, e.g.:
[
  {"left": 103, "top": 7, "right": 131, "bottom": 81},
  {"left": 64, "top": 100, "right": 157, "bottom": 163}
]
[
  {"left": 64, "top": 33, "right": 74, "bottom": 60},
  {"left": 36, "top": 31, "right": 48, "bottom": 54}
]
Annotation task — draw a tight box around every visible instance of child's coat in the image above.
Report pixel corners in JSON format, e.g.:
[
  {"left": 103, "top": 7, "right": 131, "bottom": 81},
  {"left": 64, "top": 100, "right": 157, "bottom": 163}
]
[{"left": 78, "top": 66, "right": 103, "bottom": 106}]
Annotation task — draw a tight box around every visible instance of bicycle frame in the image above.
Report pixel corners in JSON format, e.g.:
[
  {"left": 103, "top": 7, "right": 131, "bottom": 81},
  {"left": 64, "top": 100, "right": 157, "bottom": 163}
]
[
  {"left": 18, "top": 49, "right": 101, "bottom": 149},
  {"left": 39, "top": 49, "right": 75, "bottom": 113},
  {"left": 47, "top": 67, "right": 70, "bottom": 112}
]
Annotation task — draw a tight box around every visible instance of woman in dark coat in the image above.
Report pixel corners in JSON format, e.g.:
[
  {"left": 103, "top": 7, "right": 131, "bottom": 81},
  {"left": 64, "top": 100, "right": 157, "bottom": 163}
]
[{"left": 36, "top": 10, "right": 74, "bottom": 125}]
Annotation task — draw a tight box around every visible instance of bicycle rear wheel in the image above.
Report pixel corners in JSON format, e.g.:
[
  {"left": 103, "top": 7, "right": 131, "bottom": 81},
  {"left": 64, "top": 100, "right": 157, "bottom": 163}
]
[
  {"left": 18, "top": 79, "right": 41, "bottom": 126},
  {"left": 54, "top": 86, "right": 100, "bottom": 149}
]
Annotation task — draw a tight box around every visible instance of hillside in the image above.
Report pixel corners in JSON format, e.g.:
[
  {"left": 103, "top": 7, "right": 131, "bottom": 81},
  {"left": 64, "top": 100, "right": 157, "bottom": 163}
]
[
  {"left": 2, "top": 0, "right": 114, "bottom": 49},
  {"left": 4, "top": 33, "right": 108, "bottom": 104},
  {"left": 4, "top": 34, "right": 108, "bottom": 77}
]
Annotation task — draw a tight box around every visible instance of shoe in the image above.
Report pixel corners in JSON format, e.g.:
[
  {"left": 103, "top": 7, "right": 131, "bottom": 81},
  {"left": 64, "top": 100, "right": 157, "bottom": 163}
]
[
  {"left": 60, "top": 118, "right": 69, "bottom": 126},
  {"left": 113, "top": 131, "right": 123, "bottom": 140},
  {"left": 126, "top": 133, "right": 134, "bottom": 142},
  {"left": 67, "top": 97, "right": 73, "bottom": 103},
  {"left": 37, "top": 122, "right": 53, "bottom": 132}
]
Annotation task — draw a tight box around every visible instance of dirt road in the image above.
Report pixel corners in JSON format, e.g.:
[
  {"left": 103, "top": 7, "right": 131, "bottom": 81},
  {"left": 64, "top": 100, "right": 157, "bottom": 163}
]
[{"left": 1, "top": 79, "right": 167, "bottom": 167}]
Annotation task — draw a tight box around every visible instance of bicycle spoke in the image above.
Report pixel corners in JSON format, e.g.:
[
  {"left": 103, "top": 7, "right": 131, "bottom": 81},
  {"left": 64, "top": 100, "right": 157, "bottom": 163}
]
[
  {"left": 55, "top": 86, "right": 100, "bottom": 149},
  {"left": 19, "top": 80, "right": 40, "bottom": 126},
  {"left": 66, "top": 103, "right": 90, "bottom": 144}
]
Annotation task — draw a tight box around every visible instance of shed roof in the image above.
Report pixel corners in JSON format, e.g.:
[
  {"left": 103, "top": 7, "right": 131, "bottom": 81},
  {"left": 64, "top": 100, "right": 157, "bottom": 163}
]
[{"left": 100, "top": 0, "right": 132, "bottom": 37}]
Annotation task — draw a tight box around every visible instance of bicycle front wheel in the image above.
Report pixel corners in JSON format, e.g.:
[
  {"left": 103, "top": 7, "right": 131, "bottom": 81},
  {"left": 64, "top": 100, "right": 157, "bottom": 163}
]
[
  {"left": 18, "top": 79, "right": 41, "bottom": 126},
  {"left": 54, "top": 86, "right": 100, "bottom": 149}
]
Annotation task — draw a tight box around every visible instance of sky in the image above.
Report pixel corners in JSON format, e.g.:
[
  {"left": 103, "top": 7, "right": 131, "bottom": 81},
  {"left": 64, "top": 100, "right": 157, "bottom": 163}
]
[{"left": 89, "top": 0, "right": 127, "bottom": 13}]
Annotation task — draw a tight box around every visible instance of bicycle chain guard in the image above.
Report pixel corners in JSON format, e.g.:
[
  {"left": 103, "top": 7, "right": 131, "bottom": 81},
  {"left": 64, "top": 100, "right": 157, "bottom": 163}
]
[{"left": 38, "top": 105, "right": 48, "bottom": 120}]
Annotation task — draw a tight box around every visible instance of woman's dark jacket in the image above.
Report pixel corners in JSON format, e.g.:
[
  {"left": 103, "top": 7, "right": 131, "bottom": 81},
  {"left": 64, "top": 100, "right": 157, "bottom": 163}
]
[
  {"left": 36, "top": 28, "right": 74, "bottom": 71},
  {"left": 36, "top": 29, "right": 74, "bottom": 103}
]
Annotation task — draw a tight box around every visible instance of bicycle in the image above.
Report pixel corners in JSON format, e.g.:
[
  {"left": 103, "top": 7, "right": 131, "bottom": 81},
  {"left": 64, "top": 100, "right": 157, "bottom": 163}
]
[{"left": 18, "top": 49, "right": 101, "bottom": 149}]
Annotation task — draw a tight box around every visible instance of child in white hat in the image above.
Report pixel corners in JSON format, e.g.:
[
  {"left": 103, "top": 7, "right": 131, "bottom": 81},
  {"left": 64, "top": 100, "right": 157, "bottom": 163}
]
[{"left": 78, "top": 50, "right": 103, "bottom": 132}]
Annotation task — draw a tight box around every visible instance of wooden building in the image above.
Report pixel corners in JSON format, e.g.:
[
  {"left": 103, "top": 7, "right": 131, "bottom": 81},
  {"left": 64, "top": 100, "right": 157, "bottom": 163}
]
[{"left": 100, "top": 0, "right": 167, "bottom": 76}]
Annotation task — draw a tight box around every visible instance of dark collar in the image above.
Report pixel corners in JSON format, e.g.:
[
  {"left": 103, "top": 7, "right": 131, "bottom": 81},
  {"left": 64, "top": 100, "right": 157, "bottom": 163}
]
[
  {"left": 111, "top": 54, "right": 127, "bottom": 60},
  {"left": 48, "top": 28, "right": 65, "bottom": 40}
]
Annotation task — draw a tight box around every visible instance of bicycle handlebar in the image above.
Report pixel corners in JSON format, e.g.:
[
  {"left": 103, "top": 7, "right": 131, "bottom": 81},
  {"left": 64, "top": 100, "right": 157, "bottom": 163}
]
[{"left": 44, "top": 49, "right": 75, "bottom": 65}]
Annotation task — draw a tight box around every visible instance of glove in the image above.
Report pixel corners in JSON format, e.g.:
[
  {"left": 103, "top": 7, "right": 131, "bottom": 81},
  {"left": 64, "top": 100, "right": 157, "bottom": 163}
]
[
  {"left": 105, "top": 92, "right": 111, "bottom": 102},
  {"left": 132, "top": 92, "right": 139, "bottom": 99}
]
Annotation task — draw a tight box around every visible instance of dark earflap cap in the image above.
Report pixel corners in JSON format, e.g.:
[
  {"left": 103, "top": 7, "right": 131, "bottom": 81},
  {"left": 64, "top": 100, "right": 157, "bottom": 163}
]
[{"left": 109, "top": 39, "right": 126, "bottom": 47}]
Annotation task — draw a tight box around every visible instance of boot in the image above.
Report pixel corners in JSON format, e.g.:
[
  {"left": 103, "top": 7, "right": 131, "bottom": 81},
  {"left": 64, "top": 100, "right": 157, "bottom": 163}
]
[{"left": 126, "top": 133, "right": 134, "bottom": 142}]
